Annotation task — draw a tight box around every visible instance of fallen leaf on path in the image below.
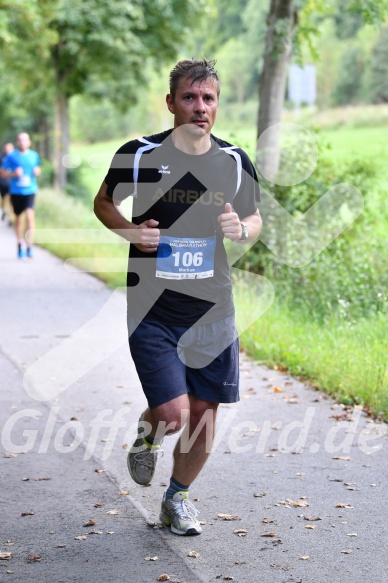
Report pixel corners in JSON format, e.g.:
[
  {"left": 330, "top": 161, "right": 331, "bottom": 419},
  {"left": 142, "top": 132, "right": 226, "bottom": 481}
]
[
  {"left": 283, "top": 395, "right": 299, "bottom": 404},
  {"left": 144, "top": 556, "right": 158, "bottom": 561},
  {"left": 0, "top": 552, "right": 12, "bottom": 560},
  {"left": 341, "top": 549, "right": 353, "bottom": 554},
  {"left": 199, "top": 520, "right": 207, "bottom": 525},
  {"left": 303, "top": 514, "right": 322, "bottom": 521},
  {"left": 218, "top": 513, "right": 241, "bottom": 521},
  {"left": 27, "top": 554, "right": 42, "bottom": 562},
  {"left": 335, "top": 503, "right": 354, "bottom": 509},
  {"left": 263, "top": 518, "right": 274, "bottom": 524},
  {"left": 223, "top": 577, "right": 234, "bottom": 581},
  {"left": 83, "top": 520, "right": 96, "bottom": 527},
  {"left": 86, "top": 530, "right": 103, "bottom": 535},
  {"left": 35, "top": 477, "right": 51, "bottom": 481},
  {"left": 233, "top": 529, "right": 248, "bottom": 537},
  {"left": 21, "top": 477, "right": 29, "bottom": 481},
  {"left": 260, "top": 532, "right": 276, "bottom": 537},
  {"left": 187, "top": 551, "right": 200, "bottom": 558},
  {"left": 55, "top": 544, "right": 66, "bottom": 548},
  {"left": 122, "top": 444, "right": 128, "bottom": 449},
  {"left": 278, "top": 498, "right": 309, "bottom": 508},
  {"left": 332, "top": 456, "right": 351, "bottom": 461},
  {"left": 300, "top": 555, "right": 309, "bottom": 560},
  {"left": 119, "top": 491, "right": 129, "bottom": 496},
  {"left": 331, "top": 413, "right": 351, "bottom": 421},
  {"left": 74, "top": 535, "right": 87, "bottom": 540},
  {"left": 157, "top": 575, "right": 170, "bottom": 581},
  {"left": 106, "top": 509, "right": 119, "bottom": 515},
  {"left": 346, "top": 533, "right": 357, "bottom": 537},
  {"left": 95, "top": 469, "right": 106, "bottom": 474},
  {"left": 94, "top": 503, "right": 103, "bottom": 508},
  {"left": 254, "top": 492, "right": 268, "bottom": 498},
  {"left": 21, "top": 511, "right": 34, "bottom": 516},
  {"left": 3, "top": 453, "right": 17, "bottom": 458}
]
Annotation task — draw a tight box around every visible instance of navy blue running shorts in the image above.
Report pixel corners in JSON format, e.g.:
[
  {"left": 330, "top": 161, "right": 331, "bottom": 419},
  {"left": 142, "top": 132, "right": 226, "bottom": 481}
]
[
  {"left": 128, "top": 316, "right": 239, "bottom": 409},
  {"left": 11, "top": 194, "right": 36, "bottom": 216}
]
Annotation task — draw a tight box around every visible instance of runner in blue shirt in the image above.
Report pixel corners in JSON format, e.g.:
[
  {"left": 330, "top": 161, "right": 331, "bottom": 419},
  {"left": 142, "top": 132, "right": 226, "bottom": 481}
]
[{"left": 1, "top": 132, "right": 41, "bottom": 259}]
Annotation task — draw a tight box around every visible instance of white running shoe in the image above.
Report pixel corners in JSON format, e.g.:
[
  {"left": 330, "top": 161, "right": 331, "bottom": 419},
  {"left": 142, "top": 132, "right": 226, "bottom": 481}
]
[
  {"left": 127, "top": 414, "right": 163, "bottom": 485},
  {"left": 160, "top": 491, "right": 202, "bottom": 535}
]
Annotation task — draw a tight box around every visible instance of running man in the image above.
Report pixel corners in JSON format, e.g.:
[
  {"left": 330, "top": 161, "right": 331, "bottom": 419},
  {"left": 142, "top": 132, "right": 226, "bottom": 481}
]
[
  {"left": 94, "top": 59, "right": 262, "bottom": 535},
  {"left": 0, "top": 132, "right": 41, "bottom": 259}
]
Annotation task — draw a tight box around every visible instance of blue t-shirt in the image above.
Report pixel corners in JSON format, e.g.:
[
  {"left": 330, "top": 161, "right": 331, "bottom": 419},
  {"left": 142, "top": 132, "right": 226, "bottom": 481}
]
[{"left": 1, "top": 149, "right": 40, "bottom": 195}]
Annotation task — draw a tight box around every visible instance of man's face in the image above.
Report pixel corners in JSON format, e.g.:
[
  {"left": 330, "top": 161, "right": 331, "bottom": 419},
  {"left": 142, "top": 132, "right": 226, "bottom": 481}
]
[
  {"left": 17, "top": 133, "right": 31, "bottom": 152},
  {"left": 166, "top": 77, "right": 219, "bottom": 137},
  {"left": 4, "top": 143, "right": 14, "bottom": 155}
]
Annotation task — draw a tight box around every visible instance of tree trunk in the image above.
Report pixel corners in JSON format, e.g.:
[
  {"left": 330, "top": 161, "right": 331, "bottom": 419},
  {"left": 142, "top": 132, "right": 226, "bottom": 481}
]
[
  {"left": 257, "top": 0, "right": 297, "bottom": 181},
  {"left": 35, "top": 115, "right": 52, "bottom": 162},
  {"left": 53, "top": 90, "right": 69, "bottom": 190}
]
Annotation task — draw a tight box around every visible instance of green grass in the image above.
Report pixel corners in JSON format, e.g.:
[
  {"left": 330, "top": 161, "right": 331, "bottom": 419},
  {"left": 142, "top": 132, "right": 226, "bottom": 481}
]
[
  {"left": 70, "top": 138, "right": 130, "bottom": 197},
  {"left": 35, "top": 187, "right": 128, "bottom": 289},
  {"left": 235, "top": 287, "right": 388, "bottom": 420}
]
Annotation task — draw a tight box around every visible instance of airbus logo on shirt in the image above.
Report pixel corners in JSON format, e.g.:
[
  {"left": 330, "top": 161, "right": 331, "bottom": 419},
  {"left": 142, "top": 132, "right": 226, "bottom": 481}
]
[
  {"left": 158, "top": 165, "right": 171, "bottom": 174},
  {"left": 152, "top": 188, "right": 225, "bottom": 206}
]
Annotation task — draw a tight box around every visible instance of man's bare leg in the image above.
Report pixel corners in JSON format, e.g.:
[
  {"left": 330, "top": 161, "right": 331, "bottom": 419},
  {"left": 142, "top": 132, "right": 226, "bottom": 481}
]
[
  {"left": 142, "top": 395, "right": 217, "bottom": 483},
  {"left": 15, "top": 213, "right": 24, "bottom": 243},
  {"left": 25, "top": 208, "right": 35, "bottom": 256},
  {"left": 172, "top": 396, "right": 218, "bottom": 485}
]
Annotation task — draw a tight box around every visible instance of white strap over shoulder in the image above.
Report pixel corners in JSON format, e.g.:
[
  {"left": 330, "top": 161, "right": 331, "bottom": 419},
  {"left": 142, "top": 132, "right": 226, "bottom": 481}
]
[
  {"left": 132, "top": 137, "right": 162, "bottom": 197},
  {"left": 218, "top": 146, "right": 242, "bottom": 198}
]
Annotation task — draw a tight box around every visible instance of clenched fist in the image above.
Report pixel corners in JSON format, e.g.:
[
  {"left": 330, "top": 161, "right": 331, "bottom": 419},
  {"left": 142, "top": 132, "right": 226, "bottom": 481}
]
[{"left": 217, "top": 203, "right": 243, "bottom": 241}]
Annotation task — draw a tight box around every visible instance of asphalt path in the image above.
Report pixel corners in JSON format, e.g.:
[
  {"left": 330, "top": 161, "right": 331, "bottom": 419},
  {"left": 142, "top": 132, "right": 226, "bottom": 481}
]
[{"left": 0, "top": 218, "right": 387, "bottom": 583}]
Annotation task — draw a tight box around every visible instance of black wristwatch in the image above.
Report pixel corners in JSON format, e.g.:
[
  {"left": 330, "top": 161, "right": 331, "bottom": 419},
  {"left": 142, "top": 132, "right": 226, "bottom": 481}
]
[{"left": 239, "top": 222, "right": 249, "bottom": 241}]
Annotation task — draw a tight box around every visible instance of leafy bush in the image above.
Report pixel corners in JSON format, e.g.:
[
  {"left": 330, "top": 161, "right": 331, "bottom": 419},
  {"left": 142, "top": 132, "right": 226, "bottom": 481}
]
[
  {"left": 236, "top": 150, "right": 385, "bottom": 323},
  {"left": 39, "top": 158, "right": 54, "bottom": 187},
  {"left": 65, "top": 162, "right": 92, "bottom": 200}
]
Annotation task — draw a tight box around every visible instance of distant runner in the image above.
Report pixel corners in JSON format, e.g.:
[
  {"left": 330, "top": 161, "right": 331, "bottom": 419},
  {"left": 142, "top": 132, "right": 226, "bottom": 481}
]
[{"left": 1, "top": 132, "right": 41, "bottom": 259}]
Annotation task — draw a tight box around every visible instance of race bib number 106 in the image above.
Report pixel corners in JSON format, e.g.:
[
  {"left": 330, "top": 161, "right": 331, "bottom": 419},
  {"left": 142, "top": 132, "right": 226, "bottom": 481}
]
[{"left": 156, "top": 235, "right": 216, "bottom": 280}]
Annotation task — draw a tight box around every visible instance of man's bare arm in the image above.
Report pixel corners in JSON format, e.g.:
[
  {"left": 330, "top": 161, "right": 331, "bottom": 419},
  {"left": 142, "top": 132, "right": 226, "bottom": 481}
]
[{"left": 93, "top": 181, "right": 160, "bottom": 253}]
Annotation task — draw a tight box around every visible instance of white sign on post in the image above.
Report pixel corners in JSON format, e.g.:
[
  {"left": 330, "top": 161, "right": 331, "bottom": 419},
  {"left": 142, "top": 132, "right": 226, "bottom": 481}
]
[{"left": 288, "top": 64, "right": 316, "bottom": 110}]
